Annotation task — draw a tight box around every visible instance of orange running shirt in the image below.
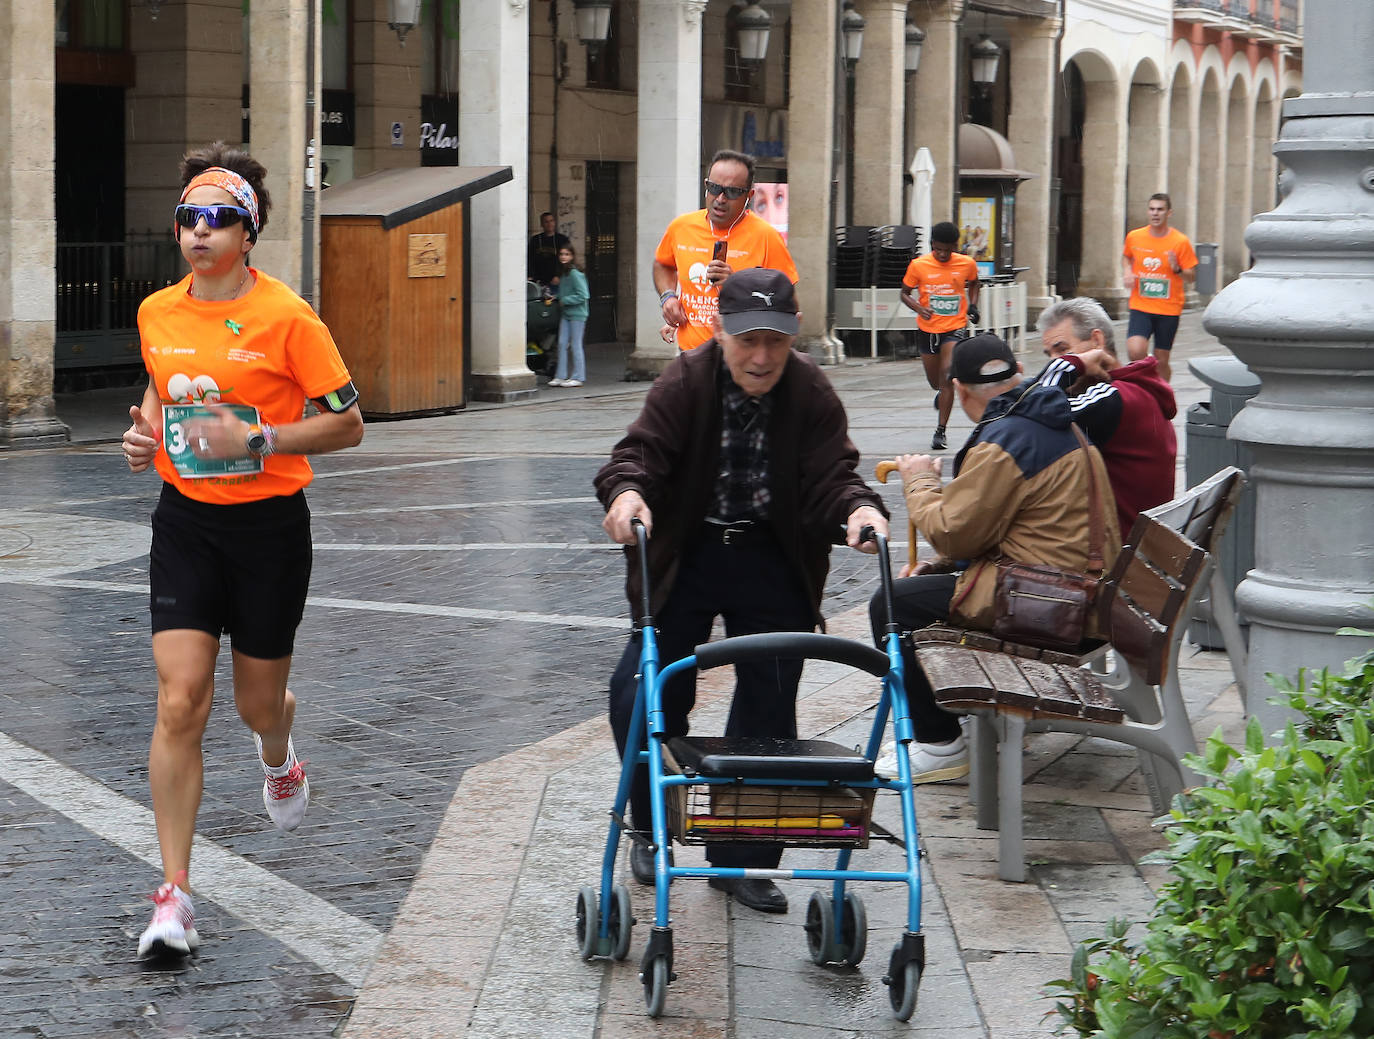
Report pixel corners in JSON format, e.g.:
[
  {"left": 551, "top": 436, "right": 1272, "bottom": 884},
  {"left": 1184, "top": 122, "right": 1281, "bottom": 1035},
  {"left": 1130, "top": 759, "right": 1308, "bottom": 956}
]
[
  {"left": 901, "top": 252, "right": 980, "bottom": 334},
  {"left": 138, "top": 269, "right": 353, "bottom": 505},
  {"left": 655, "top": 209, "right": 798, "bottom": 351},
  {"left": 1122, "top": 227, "right": 1197, "bottom": 316}
]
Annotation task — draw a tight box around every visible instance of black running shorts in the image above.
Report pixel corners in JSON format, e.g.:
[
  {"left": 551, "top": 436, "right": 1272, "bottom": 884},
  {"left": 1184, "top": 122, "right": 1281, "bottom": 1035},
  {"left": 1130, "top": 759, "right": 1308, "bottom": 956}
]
[{"left": 149, "top": 483, "right": 312, "bottom": 659}]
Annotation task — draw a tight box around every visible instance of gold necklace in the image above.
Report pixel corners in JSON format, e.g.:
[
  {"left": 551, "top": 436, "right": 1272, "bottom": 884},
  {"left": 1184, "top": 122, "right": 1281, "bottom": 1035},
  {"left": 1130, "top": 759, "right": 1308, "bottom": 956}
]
[{"left": 190, "top": 266, "right": 250, "bottom": 302}]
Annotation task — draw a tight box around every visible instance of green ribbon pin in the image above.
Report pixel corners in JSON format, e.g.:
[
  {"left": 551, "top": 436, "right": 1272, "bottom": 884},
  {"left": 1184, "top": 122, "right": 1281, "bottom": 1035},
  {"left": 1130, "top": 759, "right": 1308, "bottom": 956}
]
[{"left": 225, "top": 319, "right": 243, "bottom": 336}]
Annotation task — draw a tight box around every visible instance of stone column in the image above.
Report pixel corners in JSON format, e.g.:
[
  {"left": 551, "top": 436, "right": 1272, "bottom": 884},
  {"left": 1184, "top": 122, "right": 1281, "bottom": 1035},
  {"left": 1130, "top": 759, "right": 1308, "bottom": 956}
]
[
  {"left": 850, "top": 1, "right": 905, "bottom": 226},
  {"left": 1204, "top": 0, "right": 1374, "bottom": 737},
  {"left": 125, "top": 0, "right": 242, "bottom": 233},
  {"left": 1076, "top": 70, "right": 1129, "bottom": 316},
  {"left": 0, "top": 0, "right": 65, "bottom": 446},
  {"left": 909, "top": 1, "right": 961, "bottom": 223},
  {"left": 353, "top": 0, "right": 423, "bottom": 179},
  {"left": 461, "top": 0, "right": 533, "bottom": 401},
  {"left": 249, "top": 0, "right": 315, "bottom": 296},
  {"left": 1006, "top": 14, "right": 1061, "bottom": 317},
  {"left": 628, "top": 0, "right": 707, "bottom": 380},
  {"left": 788, "top": 1, "right": 838, "bottom": 360}
]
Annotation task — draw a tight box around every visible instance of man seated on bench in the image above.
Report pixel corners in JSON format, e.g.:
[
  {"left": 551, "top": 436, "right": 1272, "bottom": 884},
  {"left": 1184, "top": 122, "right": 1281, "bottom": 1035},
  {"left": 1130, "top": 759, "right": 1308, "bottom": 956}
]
[{"left": 869, "top": 333, "right": 1120, "bottom": 782}]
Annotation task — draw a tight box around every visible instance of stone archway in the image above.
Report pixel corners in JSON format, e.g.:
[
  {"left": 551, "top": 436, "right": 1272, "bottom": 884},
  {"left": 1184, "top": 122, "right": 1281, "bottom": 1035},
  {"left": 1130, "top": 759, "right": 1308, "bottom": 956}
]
[
  {"left": 1251, "top": 78, "right": 1278, "bottom": 214},
  {"left": 1196, "top": 67, "right": 1224, "bottom": 263},
  {"left": 1125, "top": 59, "right": 1166, "bottom": 237},
  {"left": 1167, "top": 64, "right": 1196, "bottom": 239},
  {"left": 1064, "top": 50, "right": 1126, "bottom": 312},
  {"left": 1223, "top": 74, "right": 1252, "bottom": 286}
]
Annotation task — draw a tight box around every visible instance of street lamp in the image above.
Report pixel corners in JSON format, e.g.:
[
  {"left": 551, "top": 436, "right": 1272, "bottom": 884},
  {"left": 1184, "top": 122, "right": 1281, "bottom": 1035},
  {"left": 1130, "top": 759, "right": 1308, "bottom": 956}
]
[
  {"left": 734, "top": 2, "right": 772, "bottom": 66},
  {"left": 387, "top": 0, "right": 421, "bottom": 46},
  {"left": 970, "top": 34, "right": 1001, "bottom": 89},
  {"left": 841, "top": 1, "right": 866, "bottom": 69},
  {"left": 905, "top": 22, "right": 925, "bottom": 77},
  {"left": 572, "top": 0, "right": 614, "bottom": 60}
]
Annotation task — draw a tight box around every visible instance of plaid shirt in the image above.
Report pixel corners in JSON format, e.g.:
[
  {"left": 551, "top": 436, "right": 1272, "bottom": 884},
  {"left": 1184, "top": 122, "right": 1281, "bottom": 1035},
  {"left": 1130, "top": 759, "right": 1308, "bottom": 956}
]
[{"left": 710, "top": 374, "right": 773, "bottom": 522}]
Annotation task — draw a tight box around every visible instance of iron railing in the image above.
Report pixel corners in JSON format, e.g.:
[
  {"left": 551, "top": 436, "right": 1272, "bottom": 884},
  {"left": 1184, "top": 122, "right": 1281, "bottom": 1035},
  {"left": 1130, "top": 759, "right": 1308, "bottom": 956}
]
[{"left": 56, "top": 237, "right": 183, "bottom": 368}]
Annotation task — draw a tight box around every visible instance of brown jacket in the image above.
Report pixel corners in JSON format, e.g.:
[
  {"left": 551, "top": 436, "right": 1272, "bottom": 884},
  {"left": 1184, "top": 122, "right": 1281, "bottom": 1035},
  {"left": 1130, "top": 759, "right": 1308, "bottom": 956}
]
[
  {"left": 594, "top": 340, "right": 886, "bottom": 625},
  {"left": 904, "top": 380, "right": 1120, "bottom": 633}
]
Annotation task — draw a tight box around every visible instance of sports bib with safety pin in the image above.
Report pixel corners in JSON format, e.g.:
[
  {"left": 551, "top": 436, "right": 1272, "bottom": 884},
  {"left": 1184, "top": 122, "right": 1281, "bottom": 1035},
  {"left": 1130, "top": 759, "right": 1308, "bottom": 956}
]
[
  {"left": 929, "top": 294, "right": 963, "bottom": 316},
  {"left": 163, "top": 404, "right": 264, "bottom": 479}
]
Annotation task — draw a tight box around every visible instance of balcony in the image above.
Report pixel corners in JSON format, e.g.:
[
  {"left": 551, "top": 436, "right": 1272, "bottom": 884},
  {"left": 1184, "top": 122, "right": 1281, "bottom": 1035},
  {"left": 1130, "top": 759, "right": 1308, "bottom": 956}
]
[{"left": 1174, "top": 0, "right": 1302, "bottom": 46}]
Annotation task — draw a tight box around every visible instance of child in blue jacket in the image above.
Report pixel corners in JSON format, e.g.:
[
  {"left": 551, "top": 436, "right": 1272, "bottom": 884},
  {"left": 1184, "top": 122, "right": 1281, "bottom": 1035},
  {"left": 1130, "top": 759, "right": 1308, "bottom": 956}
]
[{"left": 551, "top": 245, "right": 590, "bottom": 386}]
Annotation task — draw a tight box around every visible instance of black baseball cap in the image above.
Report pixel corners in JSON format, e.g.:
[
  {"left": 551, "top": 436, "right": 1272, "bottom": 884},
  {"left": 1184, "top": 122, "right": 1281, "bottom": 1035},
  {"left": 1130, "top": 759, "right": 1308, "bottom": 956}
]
[
  {"left": 717, "top": 267, "right": 799, "bottom": 336},
  {"left": 951, "top": 332, "right": 1017, "bottom": 384}
]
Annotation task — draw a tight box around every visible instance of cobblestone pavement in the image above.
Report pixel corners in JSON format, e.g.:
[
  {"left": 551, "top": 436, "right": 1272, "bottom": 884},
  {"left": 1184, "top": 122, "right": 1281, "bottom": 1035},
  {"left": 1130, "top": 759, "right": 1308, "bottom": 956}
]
[{"left": 0, "top": 313, "right": 1236, "bottom": 1036}]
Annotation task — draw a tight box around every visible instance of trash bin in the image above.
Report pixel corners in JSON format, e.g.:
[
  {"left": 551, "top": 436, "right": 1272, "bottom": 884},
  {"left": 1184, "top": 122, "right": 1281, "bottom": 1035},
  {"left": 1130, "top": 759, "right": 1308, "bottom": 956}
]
[
  {"left": 1194, "top": 242, "right": 1219, "bottom": 296},
  {"left": 1185, "top": 354, "right": 1260, "bottom": 648}
]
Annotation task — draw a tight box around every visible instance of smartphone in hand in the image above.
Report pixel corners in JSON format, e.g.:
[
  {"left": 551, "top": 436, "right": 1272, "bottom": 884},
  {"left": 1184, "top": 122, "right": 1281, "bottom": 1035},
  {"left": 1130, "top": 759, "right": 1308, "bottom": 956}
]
[{"left": 713, "top": 239, "right": 727, "bottom": 262}]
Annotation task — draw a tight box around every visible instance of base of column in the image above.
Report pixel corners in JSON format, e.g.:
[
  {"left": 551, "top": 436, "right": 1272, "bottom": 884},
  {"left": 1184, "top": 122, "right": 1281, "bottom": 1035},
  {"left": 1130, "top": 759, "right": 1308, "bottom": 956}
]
[
  {"left": 625, "top": 344, "right": 678, "bottom": 381},
  {"left": 0, "top": 412, "right": 71, "bottom": 448},
  {"left": 797, "top": 333, "right": 845, "bottom": 366},
  {"left": 469, "top": 370, "right": 537, "bottom": 403},
  {"left": 1078, "top": 286, "right": 1130, "bottom": 319}
]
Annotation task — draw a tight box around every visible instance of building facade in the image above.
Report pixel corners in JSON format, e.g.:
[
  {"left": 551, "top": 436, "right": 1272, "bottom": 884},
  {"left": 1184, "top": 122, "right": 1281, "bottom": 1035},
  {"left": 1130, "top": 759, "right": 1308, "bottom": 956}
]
[{"left": 0, "top": 0, "right": 1302, "bottom": 444}]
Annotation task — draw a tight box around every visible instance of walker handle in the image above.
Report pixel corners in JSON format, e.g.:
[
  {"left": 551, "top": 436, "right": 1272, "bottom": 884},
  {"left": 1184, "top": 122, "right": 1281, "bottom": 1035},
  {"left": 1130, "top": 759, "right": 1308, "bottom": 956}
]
[
  {"left": 632, "top": 517, "right": 651, "bottom": 628},
  {"left": 693, "top": 632, "right": 890, "bottom": 679}
]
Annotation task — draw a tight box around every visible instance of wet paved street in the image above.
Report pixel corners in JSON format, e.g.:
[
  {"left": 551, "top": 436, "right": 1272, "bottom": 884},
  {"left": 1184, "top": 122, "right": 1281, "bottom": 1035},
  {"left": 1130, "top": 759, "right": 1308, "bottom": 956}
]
[
  {"left": 0, "top": 362, "right": 898, "bottom": 1037},
  {"left": 0, "top": 321, "right": 1228, "bottom": 1037}
]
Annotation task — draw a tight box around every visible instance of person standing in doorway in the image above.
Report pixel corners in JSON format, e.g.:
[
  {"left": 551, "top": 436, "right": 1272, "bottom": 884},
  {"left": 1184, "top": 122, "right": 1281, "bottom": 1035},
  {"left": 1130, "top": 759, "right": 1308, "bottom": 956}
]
[
  {"left": 121, "top": 142, "right": 364, "bottom": 958},
  {"left": 899, "top": 221, "right": 981, "bottom": 451},
  {"left": 550, "top": 244, "right": 590, "bottom": 388},
  {"left": 653, "top": 149, "right": 798, "bottom": 352},
  {"left": 1121, "top": 193, "right": 1197, "bottom": 382},
  {"left": 528, "top": 211, "right": 570, "bottom": 290}
]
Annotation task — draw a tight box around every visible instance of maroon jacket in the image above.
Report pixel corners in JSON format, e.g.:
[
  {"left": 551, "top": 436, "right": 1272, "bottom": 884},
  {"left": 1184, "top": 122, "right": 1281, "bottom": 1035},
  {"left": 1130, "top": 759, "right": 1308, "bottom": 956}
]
[
  {"left": 1035, "top": 354, "right": 1178, "bottom": 536},
  {"left": 593, "top": 340, "right": 886, "bottom": 625}
]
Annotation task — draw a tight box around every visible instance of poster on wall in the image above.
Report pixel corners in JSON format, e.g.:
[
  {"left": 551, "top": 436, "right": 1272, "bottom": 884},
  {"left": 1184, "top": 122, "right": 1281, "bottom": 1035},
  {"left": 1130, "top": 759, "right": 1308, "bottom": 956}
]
[
  {"left": 751, "top": 182, "right": 789, "bottom": 241},
  {"left": 959, "top": 196, "right": 996, "bottom": 279}
]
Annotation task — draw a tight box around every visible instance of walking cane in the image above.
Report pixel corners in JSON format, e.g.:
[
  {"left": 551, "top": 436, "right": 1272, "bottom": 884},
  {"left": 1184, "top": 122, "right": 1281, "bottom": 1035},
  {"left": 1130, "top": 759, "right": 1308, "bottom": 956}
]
[{"left": 874, "top": 461, "right": 918, "bottom": 572}]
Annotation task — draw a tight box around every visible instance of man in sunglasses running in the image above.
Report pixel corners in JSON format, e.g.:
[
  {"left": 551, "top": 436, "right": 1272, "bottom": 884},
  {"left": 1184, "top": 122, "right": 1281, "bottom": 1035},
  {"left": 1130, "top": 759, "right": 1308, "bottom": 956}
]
[{"left": 653, "top": 149, "right": 798, "bottom": 351}]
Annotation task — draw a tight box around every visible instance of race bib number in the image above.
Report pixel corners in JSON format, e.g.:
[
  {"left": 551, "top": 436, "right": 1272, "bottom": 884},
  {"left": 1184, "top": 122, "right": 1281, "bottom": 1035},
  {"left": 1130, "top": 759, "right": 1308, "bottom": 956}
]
[
  {"left": 929, "top": 294, "right": 963, "bottom": 316},
  {"left": 1138, "top": 276, "right": 1170, "bottom": 300},
  {"left": 163, "top": 404, "right": 263, "bottom": 479}
]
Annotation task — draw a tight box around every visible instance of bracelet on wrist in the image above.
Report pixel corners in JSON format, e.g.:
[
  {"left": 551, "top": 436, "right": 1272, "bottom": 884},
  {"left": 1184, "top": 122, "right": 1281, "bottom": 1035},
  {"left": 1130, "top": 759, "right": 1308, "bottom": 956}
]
[{"left": 659, "top": 290, "right": 678, "bottom": 307}]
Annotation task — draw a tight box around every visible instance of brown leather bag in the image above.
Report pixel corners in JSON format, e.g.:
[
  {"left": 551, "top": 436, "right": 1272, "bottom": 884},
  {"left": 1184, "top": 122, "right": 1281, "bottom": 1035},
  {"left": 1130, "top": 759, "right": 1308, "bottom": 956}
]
[{"left": 991, "top": 425, "right": 1107, "bottom": 651}]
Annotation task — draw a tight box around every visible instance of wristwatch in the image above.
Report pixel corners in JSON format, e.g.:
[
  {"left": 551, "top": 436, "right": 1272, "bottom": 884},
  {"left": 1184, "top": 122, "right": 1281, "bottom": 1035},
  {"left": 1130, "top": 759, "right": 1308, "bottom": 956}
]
[{"left": 245, "top": 423, "right": 275, "bottom": 458}]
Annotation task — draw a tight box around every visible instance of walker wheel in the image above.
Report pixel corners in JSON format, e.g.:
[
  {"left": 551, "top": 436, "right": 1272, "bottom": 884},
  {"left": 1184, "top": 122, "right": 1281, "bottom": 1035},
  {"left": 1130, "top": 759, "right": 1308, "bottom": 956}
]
[
  {"left": 575, "top": 886, "right": 599, "bottom": 960},
  {"left": 609, "top": 883, "right": 633, "bottom": 961},
  {"left": 642, "top": 954, "right": 670, "bottom": 1017},
  {"left": 804, "top": 890, "right": 837, "bottom": 965},
  {"left": 887, "top": 947, "right": 921, "bottom": 1021},
  {"left": 840, "top": 891, "right": 868, "bottom": 967}
]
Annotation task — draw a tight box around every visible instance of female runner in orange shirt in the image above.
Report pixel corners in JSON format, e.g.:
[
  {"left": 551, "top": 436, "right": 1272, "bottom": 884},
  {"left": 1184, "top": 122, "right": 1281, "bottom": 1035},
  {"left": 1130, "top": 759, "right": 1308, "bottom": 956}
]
[{"left": 121, "top": 142, "right": 364, "bottom": 958}]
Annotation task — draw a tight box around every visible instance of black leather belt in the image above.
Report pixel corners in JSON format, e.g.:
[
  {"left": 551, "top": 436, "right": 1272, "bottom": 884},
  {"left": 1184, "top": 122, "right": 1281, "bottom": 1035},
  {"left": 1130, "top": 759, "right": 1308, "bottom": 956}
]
[{"left": 702, "top": 519, "right": 772, "bottom": 547}]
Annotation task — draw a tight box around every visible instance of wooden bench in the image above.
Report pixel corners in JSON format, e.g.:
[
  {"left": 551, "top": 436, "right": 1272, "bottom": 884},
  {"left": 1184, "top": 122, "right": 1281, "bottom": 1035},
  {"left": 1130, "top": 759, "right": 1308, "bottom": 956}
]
[{"left": 907, "top": 467, "right": 1246, "bottom": 882}]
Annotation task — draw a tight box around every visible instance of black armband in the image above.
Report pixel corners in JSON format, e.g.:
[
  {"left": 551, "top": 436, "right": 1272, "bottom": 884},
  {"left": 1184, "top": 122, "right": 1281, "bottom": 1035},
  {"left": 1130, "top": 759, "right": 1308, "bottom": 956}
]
[{"left": 313, "top": 380, "right": 360, "bottom": 414}]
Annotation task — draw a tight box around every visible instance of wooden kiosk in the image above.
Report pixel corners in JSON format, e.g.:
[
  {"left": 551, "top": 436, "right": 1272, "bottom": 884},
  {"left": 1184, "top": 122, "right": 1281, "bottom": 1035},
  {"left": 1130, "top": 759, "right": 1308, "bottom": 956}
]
[{"left": 319, "top": 165, "right": 511, "bottom": 416}]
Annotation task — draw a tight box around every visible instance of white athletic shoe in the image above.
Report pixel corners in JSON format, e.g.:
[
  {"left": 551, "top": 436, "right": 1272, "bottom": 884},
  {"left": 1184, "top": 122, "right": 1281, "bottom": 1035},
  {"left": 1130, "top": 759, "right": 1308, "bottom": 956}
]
[
  {"left": 563, "top": 379, "right": 584, "bottom": 387},
  {"left": 874, "top": 735, "right": 970, "bottom": 784},
  {"left": 254, "top": 733, "right": 310, "bottom": 831},
  {"left": 548, "top": 378, "right": 568, "bottom": 387},
  {"left": 138, "top": 876, "right": 199, "bottom": 958}
]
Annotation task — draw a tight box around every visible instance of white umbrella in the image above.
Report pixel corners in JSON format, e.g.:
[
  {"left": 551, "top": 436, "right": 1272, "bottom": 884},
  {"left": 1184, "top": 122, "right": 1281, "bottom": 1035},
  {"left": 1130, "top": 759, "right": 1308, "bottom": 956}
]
[{"left": 909, "top": 146, "right": 935, "bottom": 250}]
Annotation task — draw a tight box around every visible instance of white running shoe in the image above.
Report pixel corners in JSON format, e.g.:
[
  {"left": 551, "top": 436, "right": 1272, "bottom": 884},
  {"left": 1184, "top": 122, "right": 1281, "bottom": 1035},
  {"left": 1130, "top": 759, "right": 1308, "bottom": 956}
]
[
  {"left": 907, "top": 735, "right": 970, "bottom": 784},
  {"left": 138, "top": 875, "right": 199, "bottom": 957},
  {"left": 563, "top": 379, "right": 584, "bottom": 387},
  {"left": 548, "top": 378, "right": 567, "bottom": 387},
  {"left": 254, "top": 733, "right": 310, "bottom": 831}
]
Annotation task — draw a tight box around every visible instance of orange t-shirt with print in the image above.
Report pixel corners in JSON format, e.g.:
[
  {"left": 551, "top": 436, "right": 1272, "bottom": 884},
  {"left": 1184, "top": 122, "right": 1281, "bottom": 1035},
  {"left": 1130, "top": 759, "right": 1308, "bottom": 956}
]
[
  {"left": 1123, "top": 227, "right": 1197, "bottom": 316},
  {"left": 655, "top": 209, "right": 798, "bottom": 351},
  {"left": 138, "top": 268, "right": 353, "bottom": 505},
  {"left": 901, "top": 252, "right": 980, "bottom": 334}
]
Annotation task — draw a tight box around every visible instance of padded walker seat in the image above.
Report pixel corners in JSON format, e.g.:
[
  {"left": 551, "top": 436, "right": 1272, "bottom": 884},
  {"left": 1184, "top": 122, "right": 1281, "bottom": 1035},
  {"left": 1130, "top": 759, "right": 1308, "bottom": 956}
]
[{"left": 667, "top": 736, "right": 876, "bottom": 783}]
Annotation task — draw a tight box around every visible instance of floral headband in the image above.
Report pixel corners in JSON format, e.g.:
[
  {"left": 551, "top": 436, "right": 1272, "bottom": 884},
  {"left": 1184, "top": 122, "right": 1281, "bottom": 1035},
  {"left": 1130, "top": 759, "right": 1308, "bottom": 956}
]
[{"left": 179, "top": 167, "right": 260, "bottom": 237}]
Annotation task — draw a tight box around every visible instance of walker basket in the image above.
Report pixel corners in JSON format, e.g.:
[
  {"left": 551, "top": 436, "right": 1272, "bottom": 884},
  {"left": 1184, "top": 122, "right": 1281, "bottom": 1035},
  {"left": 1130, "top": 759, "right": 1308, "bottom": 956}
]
[{"left": 663, "top": 737, "right": 876, "bottom": 849}]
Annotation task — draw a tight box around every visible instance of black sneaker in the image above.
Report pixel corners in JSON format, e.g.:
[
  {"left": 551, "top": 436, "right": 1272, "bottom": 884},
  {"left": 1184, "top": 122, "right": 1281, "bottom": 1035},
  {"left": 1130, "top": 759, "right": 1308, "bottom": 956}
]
[{"left": 931, "top": 427, "right": 948, "bottom": 451}]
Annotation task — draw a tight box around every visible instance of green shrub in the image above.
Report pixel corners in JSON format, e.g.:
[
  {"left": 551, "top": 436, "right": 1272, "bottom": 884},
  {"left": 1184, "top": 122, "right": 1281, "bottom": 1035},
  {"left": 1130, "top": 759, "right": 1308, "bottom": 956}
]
[{"left": 1046, "top": 630, "right": 1374, "bottom": 1038}]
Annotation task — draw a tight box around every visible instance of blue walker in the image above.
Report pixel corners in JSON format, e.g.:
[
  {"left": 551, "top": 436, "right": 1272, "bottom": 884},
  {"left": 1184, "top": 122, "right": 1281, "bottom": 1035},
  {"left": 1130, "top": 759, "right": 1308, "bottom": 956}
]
[{"left": 575, "top": 520, "right": 928, "bottom": 1021}]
